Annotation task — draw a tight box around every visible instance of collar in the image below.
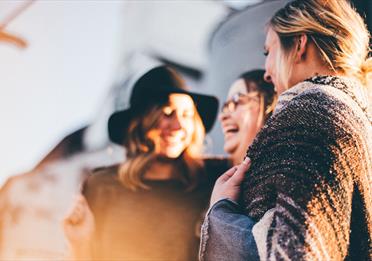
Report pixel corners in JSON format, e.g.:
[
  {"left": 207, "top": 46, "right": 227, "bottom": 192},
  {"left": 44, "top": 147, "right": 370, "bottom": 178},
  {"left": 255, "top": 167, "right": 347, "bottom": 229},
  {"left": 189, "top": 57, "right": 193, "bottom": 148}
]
[{"left": 274, "top": 76, "right": 371, "bottom": 122}]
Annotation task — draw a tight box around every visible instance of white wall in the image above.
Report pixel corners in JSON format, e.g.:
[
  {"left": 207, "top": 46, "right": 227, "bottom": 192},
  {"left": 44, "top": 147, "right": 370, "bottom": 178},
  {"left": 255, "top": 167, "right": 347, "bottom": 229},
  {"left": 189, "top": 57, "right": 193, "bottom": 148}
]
[
  {"left": 0, "top": 0, "right": 229, "bottom": 186},
  {"left": 117, "top": 1, "right": 226, "bottom": 70},
  {"left": 0, "top": 0, "right": 123, "bottom": 184}
]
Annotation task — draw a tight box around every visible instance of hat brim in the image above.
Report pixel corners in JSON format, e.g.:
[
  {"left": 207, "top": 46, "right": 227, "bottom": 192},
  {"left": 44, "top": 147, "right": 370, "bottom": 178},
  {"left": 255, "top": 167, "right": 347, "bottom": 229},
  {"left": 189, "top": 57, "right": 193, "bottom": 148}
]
[{"left": 108, "top": 91, "right": 218, "bottom": 145}]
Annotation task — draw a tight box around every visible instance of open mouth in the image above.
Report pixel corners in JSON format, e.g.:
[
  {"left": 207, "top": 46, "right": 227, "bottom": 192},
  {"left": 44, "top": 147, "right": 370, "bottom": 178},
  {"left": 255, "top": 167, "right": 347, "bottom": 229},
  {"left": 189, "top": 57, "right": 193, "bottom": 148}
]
[{"left": 223, "top": 125, "right": 239, "bottom": 136}]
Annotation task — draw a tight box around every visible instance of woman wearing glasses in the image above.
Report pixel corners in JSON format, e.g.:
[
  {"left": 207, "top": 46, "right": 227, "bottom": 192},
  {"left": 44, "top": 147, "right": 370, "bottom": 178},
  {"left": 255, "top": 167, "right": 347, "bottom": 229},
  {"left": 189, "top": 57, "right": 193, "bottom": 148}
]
[
  {"left": 199, "top": 70, "right": 276, "bottom": 260},
  {"left": 220, "top": 70, "right": 276, "bottom": 166}
]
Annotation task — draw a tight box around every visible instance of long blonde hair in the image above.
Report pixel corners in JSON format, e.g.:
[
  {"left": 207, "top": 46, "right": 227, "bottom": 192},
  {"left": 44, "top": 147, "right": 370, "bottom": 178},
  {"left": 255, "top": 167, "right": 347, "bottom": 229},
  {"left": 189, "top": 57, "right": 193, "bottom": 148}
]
[
  {"left": 118, "top": 101, "right": 205, "bottom": 191},
  {"left": 269, "top": 0, "right": 372, "bottom": 90}
]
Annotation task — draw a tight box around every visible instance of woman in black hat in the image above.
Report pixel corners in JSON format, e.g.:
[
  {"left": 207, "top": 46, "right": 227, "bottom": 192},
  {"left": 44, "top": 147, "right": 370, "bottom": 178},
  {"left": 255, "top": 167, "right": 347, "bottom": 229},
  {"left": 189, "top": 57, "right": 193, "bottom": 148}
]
[{"left": 63, "top": 66, "right": 229, "bottom": 260}]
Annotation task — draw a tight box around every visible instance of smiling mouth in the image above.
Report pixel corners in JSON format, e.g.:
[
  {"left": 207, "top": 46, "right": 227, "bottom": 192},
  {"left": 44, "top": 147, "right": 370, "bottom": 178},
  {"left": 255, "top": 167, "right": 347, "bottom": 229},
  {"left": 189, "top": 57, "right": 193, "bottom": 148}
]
[
  {"left": 162, "top": 134, "right": 185, "bottom": 144},
  {"left": 223, "top": 126, "right": 239, "bottom": 136}
]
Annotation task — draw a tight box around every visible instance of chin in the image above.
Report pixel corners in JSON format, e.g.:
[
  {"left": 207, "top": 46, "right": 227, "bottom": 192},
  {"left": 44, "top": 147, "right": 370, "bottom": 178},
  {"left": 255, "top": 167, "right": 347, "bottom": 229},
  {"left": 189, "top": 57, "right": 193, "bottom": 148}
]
[
  {"left": 223, "top": 144, "right": 237, "bottom": 156},
  {"left": 162, "top": 148, "right": 185, "bottom": 159},
  {"left": 224, "top": 136, "right": 239, "bottom": 151}
]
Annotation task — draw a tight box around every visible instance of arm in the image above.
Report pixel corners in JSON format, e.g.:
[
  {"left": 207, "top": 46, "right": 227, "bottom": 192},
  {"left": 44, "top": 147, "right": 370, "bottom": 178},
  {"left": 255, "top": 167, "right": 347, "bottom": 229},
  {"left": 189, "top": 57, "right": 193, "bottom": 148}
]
[
  {"left": 200, "top": 158, "right": 260, "bottom": 261},
  {"left": 200, "top": 199, "right": 259, "bottom": 261},
  {"left": 63, "top": 194, "right": 95, "bottom": 260},
  {"left": 243, "top": 91, "right": 356, "bottom": 260}
]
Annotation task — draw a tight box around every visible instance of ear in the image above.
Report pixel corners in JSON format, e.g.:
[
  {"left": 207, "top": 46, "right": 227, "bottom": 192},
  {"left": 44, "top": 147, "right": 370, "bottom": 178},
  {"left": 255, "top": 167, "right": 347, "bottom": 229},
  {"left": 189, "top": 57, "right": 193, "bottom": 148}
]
[{"left": 294, "top": 34, "right": 308, "bottom": 63}]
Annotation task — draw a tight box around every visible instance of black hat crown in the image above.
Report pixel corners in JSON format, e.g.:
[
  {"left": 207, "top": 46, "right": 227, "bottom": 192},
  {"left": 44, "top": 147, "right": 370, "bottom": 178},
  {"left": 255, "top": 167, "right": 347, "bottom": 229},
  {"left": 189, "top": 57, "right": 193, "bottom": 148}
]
[{"left": 108, "top": 65, "right": 219, "bottom": 145}]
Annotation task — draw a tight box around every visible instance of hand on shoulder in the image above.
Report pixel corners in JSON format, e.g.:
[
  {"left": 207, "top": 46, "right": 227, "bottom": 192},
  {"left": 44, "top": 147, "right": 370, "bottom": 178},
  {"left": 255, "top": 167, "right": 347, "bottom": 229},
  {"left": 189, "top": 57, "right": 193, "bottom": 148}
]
[
  {"left": 209, "top": 157, "right": 251, "bottom": 206},
  {"left": 63, "top": 194, "right": 95, "bottom": 251}
]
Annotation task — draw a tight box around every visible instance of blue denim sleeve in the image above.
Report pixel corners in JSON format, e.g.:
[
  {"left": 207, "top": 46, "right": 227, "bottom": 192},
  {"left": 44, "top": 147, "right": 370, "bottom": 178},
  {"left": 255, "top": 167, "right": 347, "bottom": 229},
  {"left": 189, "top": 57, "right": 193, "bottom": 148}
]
[{"left": 199, "top": 199, "right": 259, "bottom": 261}]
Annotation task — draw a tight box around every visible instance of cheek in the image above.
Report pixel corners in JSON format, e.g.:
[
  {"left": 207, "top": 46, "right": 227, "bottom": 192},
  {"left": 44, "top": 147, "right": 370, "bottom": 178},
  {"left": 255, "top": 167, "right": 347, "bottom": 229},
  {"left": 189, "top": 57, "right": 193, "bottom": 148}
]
[
  {"left": 264, "top": 56, "right": 270, "bottom": 72},
  {"left": 238, "top": 108, "right": 260, "bottom": 132},
  {"left": 266, "top": 54, "right": 275, "bottom": 75},
  {"left": 184, "top": 120, "right": 195, "bottom": 138},
  {"left": 147, "top": 129, "right": 161, "bottom": 145},
  {"left": 240, "top": 116, "right": 255, "bottom": 133},
  {"left": 156, "top": 117, "right": 167, "bottom": 130}
]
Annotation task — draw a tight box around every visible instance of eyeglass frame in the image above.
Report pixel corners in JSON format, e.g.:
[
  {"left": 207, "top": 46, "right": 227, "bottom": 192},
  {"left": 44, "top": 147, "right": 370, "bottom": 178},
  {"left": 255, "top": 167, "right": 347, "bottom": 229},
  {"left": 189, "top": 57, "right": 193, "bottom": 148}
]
[{"left": 221, "top": 92, "right": 260, "bottom": 114}]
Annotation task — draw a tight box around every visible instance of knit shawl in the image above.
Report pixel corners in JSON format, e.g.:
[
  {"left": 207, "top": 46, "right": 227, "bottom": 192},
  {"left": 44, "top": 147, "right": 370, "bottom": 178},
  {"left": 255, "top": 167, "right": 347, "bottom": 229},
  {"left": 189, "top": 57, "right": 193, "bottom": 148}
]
[{"left": 242, "top": 76, "right": 372, "bottom": 260}]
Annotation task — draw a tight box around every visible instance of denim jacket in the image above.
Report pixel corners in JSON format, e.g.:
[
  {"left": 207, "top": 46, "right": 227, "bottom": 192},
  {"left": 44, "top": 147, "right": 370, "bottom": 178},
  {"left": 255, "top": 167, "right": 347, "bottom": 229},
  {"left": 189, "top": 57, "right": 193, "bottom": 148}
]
[{"left": 199, "top": 199, "right": 260, "bottom": 261}]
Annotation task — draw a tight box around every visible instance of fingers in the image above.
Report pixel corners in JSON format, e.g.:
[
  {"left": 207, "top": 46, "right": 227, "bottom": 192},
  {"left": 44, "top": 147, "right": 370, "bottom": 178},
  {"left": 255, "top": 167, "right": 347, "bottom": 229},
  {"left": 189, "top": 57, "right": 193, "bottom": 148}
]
[
  {"left": 218, "top": 166, "right": 238, "bottom": 182},
  {"left": 209, "top": 157, "right": 252, "bottom": 205},
  {"left": 227, "top": 157, "right": 251, "bottom": 186},
  {"left": 241, "top": 156, "right": 251, "bottom": 168},
  {"left": 64, "top": 195, "right": 89, "bottom": 226},
  {"left": 217, "top": 157, "right": 252, "bottom": 184}
]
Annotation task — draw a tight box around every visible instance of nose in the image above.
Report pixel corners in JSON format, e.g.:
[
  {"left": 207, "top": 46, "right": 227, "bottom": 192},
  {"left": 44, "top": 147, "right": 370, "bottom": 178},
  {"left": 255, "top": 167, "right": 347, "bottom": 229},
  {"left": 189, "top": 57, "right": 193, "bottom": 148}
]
[
  {"left": 219, "top": 110, "right": 231, "bottom": 122},
  {"left": 264, "top": 71, "right": 272, "bottom": 83},
  {"left": 169, "top": 113, "right": 182, "bottom": 131}
]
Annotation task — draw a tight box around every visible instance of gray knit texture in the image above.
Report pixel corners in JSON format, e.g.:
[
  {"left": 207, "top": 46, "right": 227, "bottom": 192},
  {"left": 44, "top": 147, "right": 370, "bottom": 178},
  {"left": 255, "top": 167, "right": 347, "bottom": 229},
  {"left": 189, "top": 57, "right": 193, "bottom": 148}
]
[{"left": 242, "top": 76, "right": 372, "bottom": 260}]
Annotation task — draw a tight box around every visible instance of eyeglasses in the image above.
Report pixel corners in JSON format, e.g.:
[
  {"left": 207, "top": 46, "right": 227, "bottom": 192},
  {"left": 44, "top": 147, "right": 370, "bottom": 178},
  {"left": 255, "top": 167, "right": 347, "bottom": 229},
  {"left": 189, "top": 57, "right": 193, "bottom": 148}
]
[{"left": 221, "top": 92, "right": 260, "bottom": 113}]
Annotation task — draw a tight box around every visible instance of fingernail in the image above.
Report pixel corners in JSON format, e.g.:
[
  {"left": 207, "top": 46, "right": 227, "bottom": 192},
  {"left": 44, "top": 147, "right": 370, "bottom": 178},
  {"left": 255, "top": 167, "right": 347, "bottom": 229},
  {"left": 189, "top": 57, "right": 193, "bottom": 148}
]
[{"left": 243, "top": 156, "right": 251, "bottom": 165}]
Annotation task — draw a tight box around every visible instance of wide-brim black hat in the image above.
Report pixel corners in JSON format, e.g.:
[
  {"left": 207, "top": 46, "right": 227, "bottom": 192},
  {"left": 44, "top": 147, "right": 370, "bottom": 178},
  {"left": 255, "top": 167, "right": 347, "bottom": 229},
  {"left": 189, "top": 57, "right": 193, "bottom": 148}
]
[{"left": 108, "top": 66, "right": 219, "bottom": 145}]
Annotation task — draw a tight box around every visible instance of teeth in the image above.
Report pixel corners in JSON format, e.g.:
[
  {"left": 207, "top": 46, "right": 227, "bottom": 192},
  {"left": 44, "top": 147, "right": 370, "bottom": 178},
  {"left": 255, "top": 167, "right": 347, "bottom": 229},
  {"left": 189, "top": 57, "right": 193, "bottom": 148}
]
[
  {"left": 163, "top": 134, "right": 185, "bottom": 142},
  {"left": 165, "top": 137, "right": 182, "bottom": 142},
  {"left": 224, "top": 125, "right": 239, "bottom": 134}
]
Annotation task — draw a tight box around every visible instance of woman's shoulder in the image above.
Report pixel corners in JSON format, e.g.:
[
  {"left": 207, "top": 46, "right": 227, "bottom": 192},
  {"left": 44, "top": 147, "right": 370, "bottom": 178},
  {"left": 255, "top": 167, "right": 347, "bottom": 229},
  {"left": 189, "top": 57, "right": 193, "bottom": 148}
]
[
  {"left": 82, "top": 164, "right": 126, "bottom": 206},
  {"left": 91, "top": 164, "right": 119, "bottom": 176},
  {"left": 275, "top": 80, "right": 338, "bottom": 114},
  {"left": 84, "top": 164, "right": 121, "bottom": 189},
  {"left": 288, "top": 76, "right": 369, "bottom": 117},
  {"left": 274, "top": 79, "right": 365, "bottom": 124}
]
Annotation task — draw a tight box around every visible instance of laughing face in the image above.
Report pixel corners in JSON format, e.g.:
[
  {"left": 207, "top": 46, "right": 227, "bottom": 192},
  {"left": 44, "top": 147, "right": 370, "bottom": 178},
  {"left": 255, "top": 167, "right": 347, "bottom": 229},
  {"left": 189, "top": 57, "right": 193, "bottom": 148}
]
[
  {"left": 220, "top": 79, "right": 262, "bottom": 165},
  {"left": 150, "top": 93, "right": 196, "bottom": 159}
]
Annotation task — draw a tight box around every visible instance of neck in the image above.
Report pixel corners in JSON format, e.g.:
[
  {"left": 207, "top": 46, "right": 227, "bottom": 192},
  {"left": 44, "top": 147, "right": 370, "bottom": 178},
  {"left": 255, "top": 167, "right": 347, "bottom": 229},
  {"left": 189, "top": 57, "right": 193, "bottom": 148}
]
[
  {"left": 305, "top": 67, "right": 338, "bottom": 80},
  {"left": 231, "top": 151, "right": 244, "bottom": 166},
  {"left": 144, "top": 158, "right": 180, "bottom": 180},
  {"left": 290, "top": 42, "right": 341, "bottom": 87},
  {"left": 292, "top": 64, "right": 338, "bottom": 87}
]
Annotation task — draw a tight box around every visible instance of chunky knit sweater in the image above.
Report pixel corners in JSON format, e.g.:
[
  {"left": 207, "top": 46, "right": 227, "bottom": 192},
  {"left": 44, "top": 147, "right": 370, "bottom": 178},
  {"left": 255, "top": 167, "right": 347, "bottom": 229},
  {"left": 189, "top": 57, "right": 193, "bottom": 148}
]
[{"left": 242, "top": 76, "right": 371, "bottom": 260}]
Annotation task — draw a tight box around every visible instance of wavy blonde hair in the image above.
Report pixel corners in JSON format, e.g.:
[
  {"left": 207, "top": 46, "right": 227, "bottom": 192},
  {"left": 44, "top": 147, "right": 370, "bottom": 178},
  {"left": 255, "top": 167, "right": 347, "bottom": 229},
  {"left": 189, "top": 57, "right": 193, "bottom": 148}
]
[
  {"left": 118, "top": 100, "right": 205, "bottom": 191},
  {"left": 269, "top": 0, "right": 372, "bottom": 90}
]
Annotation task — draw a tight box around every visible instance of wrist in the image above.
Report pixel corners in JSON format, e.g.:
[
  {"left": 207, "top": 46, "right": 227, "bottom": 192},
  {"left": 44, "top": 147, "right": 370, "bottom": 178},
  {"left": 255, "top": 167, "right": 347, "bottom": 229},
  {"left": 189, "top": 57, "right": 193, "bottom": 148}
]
[{"left": 207, "top": 198, "right": 240, "bottom": 216}]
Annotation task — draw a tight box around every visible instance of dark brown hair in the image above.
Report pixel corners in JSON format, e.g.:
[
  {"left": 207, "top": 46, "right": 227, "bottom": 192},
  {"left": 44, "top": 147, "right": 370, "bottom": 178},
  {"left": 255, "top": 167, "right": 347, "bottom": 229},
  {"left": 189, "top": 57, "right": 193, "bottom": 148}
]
[{"left": 239, "top": 69, "right": 277, "bottom": 122}]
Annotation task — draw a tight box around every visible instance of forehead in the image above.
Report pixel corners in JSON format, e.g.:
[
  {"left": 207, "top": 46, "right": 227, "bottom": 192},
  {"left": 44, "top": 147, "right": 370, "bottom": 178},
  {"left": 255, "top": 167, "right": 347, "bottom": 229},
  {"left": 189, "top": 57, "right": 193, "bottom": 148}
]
[
  {"left": 167, "top": 93, "right": 194, "bottom": 108},
  {"left": 227, "top": 79, "right": 248, "bottom": 99},
  {"left": 265, "top": 27, "right": 279, "bottom": 48}
]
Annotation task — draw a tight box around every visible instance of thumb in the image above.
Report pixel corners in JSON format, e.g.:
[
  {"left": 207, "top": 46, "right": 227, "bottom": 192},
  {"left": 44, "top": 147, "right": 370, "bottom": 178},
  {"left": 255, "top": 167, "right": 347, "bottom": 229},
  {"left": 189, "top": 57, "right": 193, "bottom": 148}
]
[{"left": 228, "top": 157, "right": 251, "bottom": 186}]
